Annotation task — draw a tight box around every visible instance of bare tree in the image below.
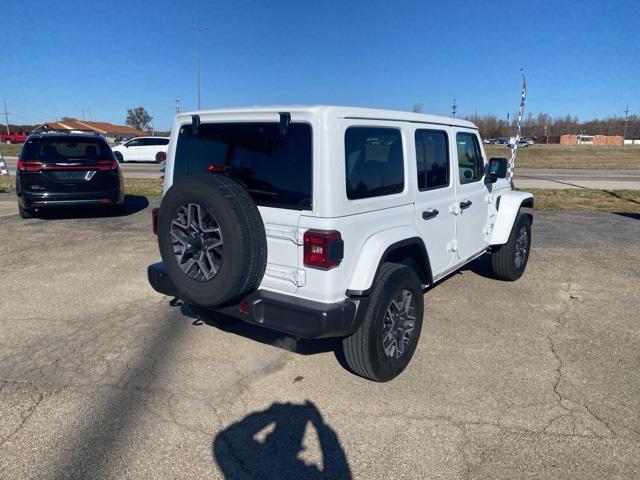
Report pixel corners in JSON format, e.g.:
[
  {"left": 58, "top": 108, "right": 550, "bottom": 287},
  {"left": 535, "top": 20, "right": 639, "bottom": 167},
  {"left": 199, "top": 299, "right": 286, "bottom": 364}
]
[{"left": 126, "top": 107, "right": 153, "bottom": 131}]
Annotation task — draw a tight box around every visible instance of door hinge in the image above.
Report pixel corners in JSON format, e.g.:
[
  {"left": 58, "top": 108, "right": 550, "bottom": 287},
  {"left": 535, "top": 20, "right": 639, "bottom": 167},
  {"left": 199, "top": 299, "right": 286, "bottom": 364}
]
[
  {"left": 265, "top": 265, "right": 306, "bottom": 287},
  {"left": 447, "top": 239, "right": 458, "bottom": 252},
  {"left": 265, "top": 224, "right": 303, "bottom": 245}
]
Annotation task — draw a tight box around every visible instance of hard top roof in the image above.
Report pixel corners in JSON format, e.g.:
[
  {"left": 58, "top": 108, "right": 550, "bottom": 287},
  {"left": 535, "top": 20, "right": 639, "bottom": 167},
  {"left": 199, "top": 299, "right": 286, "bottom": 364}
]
[{"left": 176, "top": 105, "right": 477, "bottom": 129}]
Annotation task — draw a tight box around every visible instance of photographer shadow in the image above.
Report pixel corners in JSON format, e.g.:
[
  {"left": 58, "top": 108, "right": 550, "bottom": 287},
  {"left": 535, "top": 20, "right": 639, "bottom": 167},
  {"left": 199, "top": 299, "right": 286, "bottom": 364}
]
[{"left": 213, "top": 401, "right": 352, "bottom": 479}]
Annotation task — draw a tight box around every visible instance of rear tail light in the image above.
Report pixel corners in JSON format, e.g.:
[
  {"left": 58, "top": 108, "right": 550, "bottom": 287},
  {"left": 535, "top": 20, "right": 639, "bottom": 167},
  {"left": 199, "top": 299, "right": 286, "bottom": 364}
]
[
  {"left": 152, "top": 208, "right": 159, "bottom": 235},
  {"left": 303, "top": 230, "right": 344, "bottom": 270},
  {"left": 16, "top": 160, "right": 43, "bottom": 171},
  {"left": 208, "top": 164, "right": 227, "bottom": 173},
  {"left": 16, "top": 160, "right": 118, "bottom": 171}
]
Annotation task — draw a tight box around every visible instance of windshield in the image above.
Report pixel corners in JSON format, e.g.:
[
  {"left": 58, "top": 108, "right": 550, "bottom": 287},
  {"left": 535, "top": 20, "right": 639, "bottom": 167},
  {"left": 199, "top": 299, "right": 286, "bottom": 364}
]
[
  {"left": 174, "top": 122, "right": 312, "bottom": 210},
  {"left": 21, "top": 137, "right": 114, "bottom": 163}
]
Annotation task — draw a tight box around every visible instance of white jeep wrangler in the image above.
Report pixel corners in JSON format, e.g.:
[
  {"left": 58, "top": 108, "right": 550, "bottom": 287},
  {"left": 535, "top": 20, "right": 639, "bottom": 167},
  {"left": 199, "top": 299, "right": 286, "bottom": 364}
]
[{"left": 148, "top": 106, "right": 533, "bottom": 382}]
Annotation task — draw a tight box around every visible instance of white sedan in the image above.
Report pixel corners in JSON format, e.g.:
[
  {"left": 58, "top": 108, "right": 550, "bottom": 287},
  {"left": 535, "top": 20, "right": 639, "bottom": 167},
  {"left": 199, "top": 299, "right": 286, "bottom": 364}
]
[{"left": 112, "top": 137, "right": 169, "bottom": 163}]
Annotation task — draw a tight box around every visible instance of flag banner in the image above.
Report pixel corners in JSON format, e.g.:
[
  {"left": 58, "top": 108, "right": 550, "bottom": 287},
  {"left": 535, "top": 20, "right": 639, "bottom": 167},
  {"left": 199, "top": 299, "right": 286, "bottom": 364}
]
[
  {"left": 0, "top": 154, "right": 9, "bottom": 176},
  {"left": 507, "top": 69, "right": 527, "bottom": 181}
]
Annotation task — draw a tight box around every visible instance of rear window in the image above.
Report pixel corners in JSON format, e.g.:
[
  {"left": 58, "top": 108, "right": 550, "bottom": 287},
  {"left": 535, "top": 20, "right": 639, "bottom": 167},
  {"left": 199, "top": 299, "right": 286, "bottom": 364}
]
[
  {"left": 21, "top": 137, "right": 114, "bottom": 163},
  {"left": 174, "top": 122, "right": 312, "bottom": 210}
]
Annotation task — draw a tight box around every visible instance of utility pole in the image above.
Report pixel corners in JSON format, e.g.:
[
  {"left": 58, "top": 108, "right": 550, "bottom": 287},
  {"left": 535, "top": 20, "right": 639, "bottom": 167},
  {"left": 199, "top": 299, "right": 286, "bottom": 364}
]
[
  {"left": 175, "top": 97, "right": 181, "bottom": 114},
  {"left": 451, "top": 98, "right": 457, "bottom": 118},
  {"left": 196, "top": 27, "right": 210, "bottom": 110},
  {"left": 623, "top": 105, "right": 630, "bottom": 140},
  {"left": 544, "top": 123, "right": 549, "bottom": 143},
  {"left": 3, "top": 98, "right": 10, "bottom": 134}
]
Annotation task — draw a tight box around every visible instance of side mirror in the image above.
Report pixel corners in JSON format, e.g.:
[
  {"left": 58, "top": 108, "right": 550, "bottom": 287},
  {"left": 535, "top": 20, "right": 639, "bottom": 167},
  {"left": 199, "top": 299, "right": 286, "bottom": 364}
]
[{"left": 488, "top": 157, "right": 508, "bottom": 182}]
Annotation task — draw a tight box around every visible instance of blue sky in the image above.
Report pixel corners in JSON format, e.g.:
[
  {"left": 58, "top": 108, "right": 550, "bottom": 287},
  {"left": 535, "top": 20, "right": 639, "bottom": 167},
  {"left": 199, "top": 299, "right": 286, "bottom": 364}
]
[{"left": 2, "top": 0, "right": 638, "bottom": 129}]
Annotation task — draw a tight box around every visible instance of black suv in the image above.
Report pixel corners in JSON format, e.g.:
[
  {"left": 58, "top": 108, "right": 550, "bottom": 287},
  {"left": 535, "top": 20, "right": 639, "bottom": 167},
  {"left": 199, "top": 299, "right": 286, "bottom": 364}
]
[{"left": 16, "top": 132, "right": 125, "bottom": 218}]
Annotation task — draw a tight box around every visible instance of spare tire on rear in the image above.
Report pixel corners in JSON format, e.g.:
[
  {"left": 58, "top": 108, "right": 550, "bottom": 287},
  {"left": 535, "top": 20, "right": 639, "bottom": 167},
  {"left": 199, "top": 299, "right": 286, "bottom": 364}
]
[{"left": 157, "top": 175, "right": 267, "bottom": 307}]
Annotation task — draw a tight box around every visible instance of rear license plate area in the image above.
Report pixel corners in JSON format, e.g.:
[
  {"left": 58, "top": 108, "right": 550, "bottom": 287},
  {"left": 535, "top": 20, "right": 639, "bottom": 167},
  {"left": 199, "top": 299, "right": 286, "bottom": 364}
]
[{"left": 49, "top": 171, "right": 93, "bottom": 182}]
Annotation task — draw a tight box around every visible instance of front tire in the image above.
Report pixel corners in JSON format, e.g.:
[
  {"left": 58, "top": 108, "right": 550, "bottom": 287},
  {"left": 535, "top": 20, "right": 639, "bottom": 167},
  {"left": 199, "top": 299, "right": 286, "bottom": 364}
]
[
  {"left": 342, "top": 263, "right": 424, "bottom": 382},
  {"left": 491, "top": 213, "right": 532, "bottom": 281}
]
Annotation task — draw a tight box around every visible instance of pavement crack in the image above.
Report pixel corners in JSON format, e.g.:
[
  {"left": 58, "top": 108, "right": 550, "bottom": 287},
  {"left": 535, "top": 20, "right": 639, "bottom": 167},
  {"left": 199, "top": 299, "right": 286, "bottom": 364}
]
[{"left": 0, "top": 391, "right": 45, "bottom": 449}]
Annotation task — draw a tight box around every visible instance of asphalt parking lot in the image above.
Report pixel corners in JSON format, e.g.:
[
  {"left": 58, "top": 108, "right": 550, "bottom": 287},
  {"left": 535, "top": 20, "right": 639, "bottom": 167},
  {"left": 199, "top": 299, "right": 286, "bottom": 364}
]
[{"left": 0, "top": 193, "right": 639, "bottom": 479}]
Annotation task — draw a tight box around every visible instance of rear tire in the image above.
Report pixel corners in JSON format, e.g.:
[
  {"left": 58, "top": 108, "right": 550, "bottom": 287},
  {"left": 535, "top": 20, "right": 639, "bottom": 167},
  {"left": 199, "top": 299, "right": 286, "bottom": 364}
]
[
  {"left": 342, "top": 263, "right": 424, "bottom": 382},
  {"left": 18, "top": 204, "right": 33, "bottom": 219},
  {"left": 111, "top": 202, "right": 126, "bottom": 216},
  {"left": 491, "top": 213, "right": 532, "bottom": 281},
  {"left": 114, "top": 152, "right": 124, "bottom": 163},
  {"left": 5, "top": 139, "right": 12, "bottom": 144}
]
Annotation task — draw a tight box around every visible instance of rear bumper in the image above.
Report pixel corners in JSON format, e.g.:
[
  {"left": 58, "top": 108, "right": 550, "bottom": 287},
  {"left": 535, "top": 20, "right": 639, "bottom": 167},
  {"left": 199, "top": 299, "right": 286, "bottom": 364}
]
[
  {"left": 147, "top": 262, "right": 368, "bottom": 339},
  {"left": 19, "top": 187, "right": 124, "bottom": 208}
]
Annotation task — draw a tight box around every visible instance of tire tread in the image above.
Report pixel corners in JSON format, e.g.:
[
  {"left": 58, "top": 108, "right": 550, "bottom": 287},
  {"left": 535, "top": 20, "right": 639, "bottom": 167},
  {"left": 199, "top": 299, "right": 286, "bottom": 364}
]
[{"left": 343, "top": 263, "right": 420, "bottom": 381}]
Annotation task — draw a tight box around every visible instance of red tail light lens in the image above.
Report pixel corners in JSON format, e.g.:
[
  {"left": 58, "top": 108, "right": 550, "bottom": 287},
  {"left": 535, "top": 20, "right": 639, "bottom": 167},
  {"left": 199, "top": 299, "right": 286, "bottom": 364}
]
[
  {"left": 16, "top": 160, "right": 118, "bottom": 171},
  {"left": 303, "top": 230, "right": 343, "bottom": 269},
  {"left": 208, "top": 164, "right": 227, "bottom": 173},
  {"left": 152, "top": 208, "right": 159, "bottom": 235},
  {"left": 16, "top": 160, "right": 43, "bottom": 171}
]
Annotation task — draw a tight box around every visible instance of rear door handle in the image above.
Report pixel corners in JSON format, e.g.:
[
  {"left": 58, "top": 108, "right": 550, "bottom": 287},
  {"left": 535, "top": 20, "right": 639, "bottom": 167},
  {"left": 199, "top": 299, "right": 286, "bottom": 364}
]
[
  {"left": 422, "top": 209, "right": 439, "bottom": 220},
  {"left": 460, "top": 200, "right": 472, "bottom": 210}
]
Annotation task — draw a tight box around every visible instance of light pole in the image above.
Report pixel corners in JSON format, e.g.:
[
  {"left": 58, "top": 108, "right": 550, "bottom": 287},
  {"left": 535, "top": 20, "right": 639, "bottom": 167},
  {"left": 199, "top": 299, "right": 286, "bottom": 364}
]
[
  {"left": 196, "top": 27, "right": 210, "bottom": 110},
  {"left": 623, "top": 105, "right": 630, "bottom": 140}
]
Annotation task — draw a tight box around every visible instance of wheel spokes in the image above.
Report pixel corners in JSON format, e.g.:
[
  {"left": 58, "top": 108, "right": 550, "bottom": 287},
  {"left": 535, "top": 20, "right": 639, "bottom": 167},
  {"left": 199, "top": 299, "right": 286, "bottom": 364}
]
[
  {"left": 170, "top": 203, "right": 224, "bottom": 281},
  {"left": 382, "top": 289, "right": 417, "bottom": 359}
]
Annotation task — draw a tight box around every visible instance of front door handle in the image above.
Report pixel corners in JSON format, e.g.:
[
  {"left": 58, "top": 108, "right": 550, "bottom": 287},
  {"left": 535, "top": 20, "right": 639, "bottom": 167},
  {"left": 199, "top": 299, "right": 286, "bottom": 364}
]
[
  {"left": 460, "top": 200, "right": 472, "bottom": 210},
  {"left": 422, "top": 208, "right": 439, "bottom": 220}
]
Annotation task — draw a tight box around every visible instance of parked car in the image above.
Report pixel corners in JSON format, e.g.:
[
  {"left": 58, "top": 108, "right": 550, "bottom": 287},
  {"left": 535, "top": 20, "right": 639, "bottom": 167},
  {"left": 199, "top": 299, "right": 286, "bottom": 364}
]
[
  {"left": 1, "top": 132, "right": 29, "bottom": 144},
  {"left": 147, "top": 106, "right": 533, "bottom": 382},
  {"left": 15, "top": 132, "right": 124, "bottom": 218},
  {"left": 483, "top": 138, "right": 498, "bottom": 144},
  {"left": 111, "top": 136, "right": 169, "bottom": 163}
]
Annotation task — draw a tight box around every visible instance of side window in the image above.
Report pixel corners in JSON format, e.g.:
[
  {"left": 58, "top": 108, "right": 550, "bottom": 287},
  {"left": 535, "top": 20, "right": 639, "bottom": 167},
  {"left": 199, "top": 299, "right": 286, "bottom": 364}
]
[
  {"left": 345, "top": 127, "right": 404, "bottom": 200},
  {"left": 127, "top": 139, "right": 141, "bottom": 147},
  {"left": 159, "top": 139, "right": 170, "bottom": 146},
  {"left": 415, "top": 130, "right": 449, "bottom": 191},
  {"left": 456, "top": 133, "right": 484, "bottom": 184}
]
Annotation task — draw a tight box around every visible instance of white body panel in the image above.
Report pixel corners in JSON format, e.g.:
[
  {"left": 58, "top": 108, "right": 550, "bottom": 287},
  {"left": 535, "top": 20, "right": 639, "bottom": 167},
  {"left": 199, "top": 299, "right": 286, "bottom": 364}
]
[
  {"left": 453, "top": 127, "right": 491, "bottom": 260},
  {"left": 162, "top": 106, "right": 531, "bottom": 304},
  {"left": 489, "top": 190, "right": 534, "bottom": 245},
  {"left": 112, "top": 136, "right": 169, "bottom": 162}
]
